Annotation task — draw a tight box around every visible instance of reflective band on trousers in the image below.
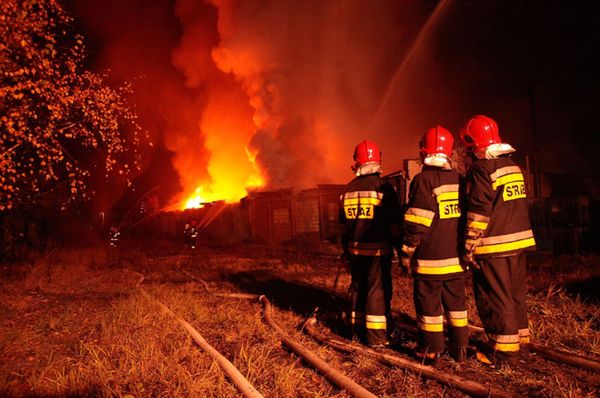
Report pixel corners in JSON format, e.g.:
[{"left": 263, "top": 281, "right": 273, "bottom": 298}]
[
  {"left": 405, "top": 207, "right": 435, "bottom": 227},
  {"left": 366, "top": 314, "right": 387, "bottom": 330},
  {"left": 351, "top": 311, "right": 365, "bottom": 325},
  {"left": 476, "top": 230, "right": 536, "bottom": 254},
  {"left": 447, "top": 310, "right": 468, "bottom": 327},
  {"left": 519, "top": 328, "right": 531, "bottom": 344},
  {"left": 416, "top": 257, "right": 463, "bottom": 275},
  {"left": 418, "top": 314, "right": 444, "bottom": 332},
  {"left": 489, "top": 333, "right": 520, "bottom": 352}
]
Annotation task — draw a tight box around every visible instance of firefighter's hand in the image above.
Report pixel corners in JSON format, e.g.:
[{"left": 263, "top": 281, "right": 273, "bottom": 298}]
[
  {"left": 400, "top": 255, "right": 412, "bottom": 275},
  {"left": 400, "top": 245, "right": 415, "bottom": 276},
  {"left": 462, "top": 252, "right": 480, "bottom": 271}
]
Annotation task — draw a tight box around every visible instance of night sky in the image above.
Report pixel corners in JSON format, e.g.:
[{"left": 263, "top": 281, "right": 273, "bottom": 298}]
[{"left": 63, "top": 0, "right": 600, "bottom": 208}]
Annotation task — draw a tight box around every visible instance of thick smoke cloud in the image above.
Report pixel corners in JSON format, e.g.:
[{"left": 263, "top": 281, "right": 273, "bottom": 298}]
[{"left": 71, "top": 0, "right": 594, "bottom": 206}]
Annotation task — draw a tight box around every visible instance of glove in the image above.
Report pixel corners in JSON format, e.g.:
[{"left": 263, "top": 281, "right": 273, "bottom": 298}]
[
  {"left": 463, "top": 239, "right": 481, "bottom": 270},
  {"left": 400, "top": 245, "right": 415, "bottom": 276},
  {"left": 462, "top": 251, "right": 480, "bottom": 270}
]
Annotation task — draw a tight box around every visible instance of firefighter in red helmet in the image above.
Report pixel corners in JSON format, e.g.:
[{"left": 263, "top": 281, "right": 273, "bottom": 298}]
[
  {"left": 460, "top": 115, "right": 536, "bottom": 366},
  {"left": 339, "top": 140, "right": 402, "bottom": 347},
  {"left": 401, "top": 126, "right": 468, "bottom": 365}
]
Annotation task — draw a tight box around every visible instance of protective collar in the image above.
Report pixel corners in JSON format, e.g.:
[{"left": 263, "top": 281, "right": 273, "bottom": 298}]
[
  {"left": 423, "top": 154, "right": 451, "bottom": 169},
  {"left": 474, "top": 143, "right": 516, "bottom": 159},
  {"left": 354, "top": 162, "right": 383, "bottom": 176}
]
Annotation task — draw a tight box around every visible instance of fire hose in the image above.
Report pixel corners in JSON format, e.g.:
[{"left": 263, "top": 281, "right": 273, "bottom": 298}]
[
  {"left": 133, "top": 273, "right": 264, "bottom": 398},
  {"left": 304, "top": 316, "right": 517, "bottom": 398}
]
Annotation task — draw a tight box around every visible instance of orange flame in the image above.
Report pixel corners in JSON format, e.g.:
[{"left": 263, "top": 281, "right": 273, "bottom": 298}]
[{"left": 179, "top": 81, "right": 265, "bottom": 210}]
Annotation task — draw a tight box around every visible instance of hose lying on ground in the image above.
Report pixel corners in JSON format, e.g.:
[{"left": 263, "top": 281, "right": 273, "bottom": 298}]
[
  {"left": 304, "top": 317, "right": 518, "bottom": 398},
  {"left": 133, "top": 273, "right": 264, "bottom": 398},
  {"left": 220, "top": 292, "right": 378, "bottom": 398}
]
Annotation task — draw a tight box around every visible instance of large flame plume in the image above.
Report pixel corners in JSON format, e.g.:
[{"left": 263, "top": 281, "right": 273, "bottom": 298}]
[{"left": 72, "top": 0, "right": 454, "bottom": 211}]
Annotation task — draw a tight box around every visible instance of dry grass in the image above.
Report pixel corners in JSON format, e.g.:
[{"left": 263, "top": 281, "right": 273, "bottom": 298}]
[{"left": 1, "top": 241, "right": 599, "bottom": 397}]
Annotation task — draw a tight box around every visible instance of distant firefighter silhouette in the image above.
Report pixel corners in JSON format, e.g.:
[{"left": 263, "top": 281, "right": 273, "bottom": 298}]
[{"left": 184, "top": 221, "right": 198, "bottom": 249}]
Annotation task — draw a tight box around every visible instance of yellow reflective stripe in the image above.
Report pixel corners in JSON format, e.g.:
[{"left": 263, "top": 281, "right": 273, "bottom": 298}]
[
  {"left": 418, "top": 315, "right": 443, "bottom": 332},
  {"left": 419, "top": 322, "right": 444, "bottom": 332},
  {"left": 475, "top": 237, "right": 536, "bottom": 255},
  {"left": 416, "top": 258, "right": 463, "bottom": 275},
  {"left": 405, "top": 214, "right": 433, "bottom": 227},
  {"left": 467, "top": 220, "right": 488, "bottom": 230},
  {"left": 436, "top": 191, "right": 459, "bottom": 202},
  {"left": 520, "top": 336, "right": 531, "bottom": 344},
  {"left": 343, "top": 197, "right": 382, "bottom": 206},
  {"left": 366, "top": 315, "right": 387, "bottom": 330},
  {"left": 494, "top": 342, "right": 520, "bottom": 352},
  {"left": 448, "top": 310, "right": 468, "bottom": 327},
  {"left": 449, "top": 318, "right": 468, "bottom": 327},
  {"left": 492, "top": 173, "right": 524, "bottom": 190},
  {"left": 416, "top": 265, "right": 464, "bottom": 275},
  {"left": 349, "top": 247, "right": 392, "bottom": 256}
]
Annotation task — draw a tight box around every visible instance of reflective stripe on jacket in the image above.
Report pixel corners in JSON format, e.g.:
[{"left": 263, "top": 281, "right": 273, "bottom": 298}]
[
  {"left": 465, "top": 157, "right": 536, "bottom": 258},
  {"left": 403, "top": 167, "right": 465, "bottom": 279}
]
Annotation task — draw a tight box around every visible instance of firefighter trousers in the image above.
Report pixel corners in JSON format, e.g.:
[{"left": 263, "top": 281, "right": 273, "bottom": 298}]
[
  {"left": 473, "top": 253, "right": 529, "bottom": 355},
  {"left": 413, "top": 277, "right": 468, "bottom": 353},
  {"left": 349, "top": 255, "right": 392, "bottom": 346}
]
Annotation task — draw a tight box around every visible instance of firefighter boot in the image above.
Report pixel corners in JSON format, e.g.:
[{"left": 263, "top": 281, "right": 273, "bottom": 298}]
[{"left": 450, "top": 347, "right": 467, "bottom": 363}]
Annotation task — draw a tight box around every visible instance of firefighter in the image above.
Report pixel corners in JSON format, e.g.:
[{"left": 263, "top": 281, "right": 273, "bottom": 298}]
[
  {"left": 401, "top": 126, "right": 468, "bottom": 365},
  {"left": 109, "top": 226, "right": 120, "bottom": 248},
  {"left": 459, "top": 114, "right": 536, "bottom": 366},
  {"left": 184, "top": 221, "right": 198, "bottom": 249},
  {"left": 339, "top": 140, "right": 402, "bottom": 348}
]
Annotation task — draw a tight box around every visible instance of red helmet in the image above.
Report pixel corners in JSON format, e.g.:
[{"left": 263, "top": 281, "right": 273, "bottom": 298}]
[
  {"left": 459, "top": 115, "right": 501, "bottom": 151},
  {"left": 420, "top": 125, "right": 454, "bottom": 158},
  {"left": 353, "top": 140, "right": 381, "bottom": 166}
]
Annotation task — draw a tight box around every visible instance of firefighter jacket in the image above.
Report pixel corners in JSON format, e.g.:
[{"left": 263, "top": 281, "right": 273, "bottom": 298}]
[
  {"left": 339, "top": 173, "right": 402, "bottom": 257},
  {"left": 465, "top": 156, "right": 536, "bottom": 258},
  {"left": 403, "top": 166, "right": 466, "bottom": 279}
]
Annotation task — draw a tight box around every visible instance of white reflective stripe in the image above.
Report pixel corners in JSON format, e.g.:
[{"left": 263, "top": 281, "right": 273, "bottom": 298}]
[
  {"left": 489, "top": 333, "right": 520, "bottom": 343},
  {"left": 467, "top": 211, "right": 490, "bottom": 223},
  {"left": 448, "top": 310, "right": 467, "bottom": 319},
  {"left": 366, "top": 314, "right": 387, "bottom": 330},
  {"left": 481, "top": 229, "right": 534, "bottom": 245},
  {"left": 366, "top": 315, "right": 387, "bottom": 323},
  {"left": 518, "top": 328, "right": 530, "bottom": 337},
  {"left": 343, "top": 190, "right": 384, "bottom": 200},
  {"left": 418, "top": 314, "right": 444, "bottom": 324},
  {"left": 405, "top": 207, "right": 435, "bottom": 219},
  {"left": 490, "top": 166, "right": 522, "bottom": 182},
  {"left": 432, "top": 184, "right": 460, "bottom": 196},
  {"left": 417, "top": 257, "right": 461, "bottom": 268}
]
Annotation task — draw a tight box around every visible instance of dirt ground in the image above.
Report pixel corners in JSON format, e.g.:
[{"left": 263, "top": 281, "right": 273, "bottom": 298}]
[{"left": 1, "top": 239, "right": 599, "bottom": 397}]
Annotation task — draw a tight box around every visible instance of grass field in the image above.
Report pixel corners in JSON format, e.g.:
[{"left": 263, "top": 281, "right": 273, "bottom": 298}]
[{"left": 1, "top": 239, "right": 599, "bottom": 397}]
